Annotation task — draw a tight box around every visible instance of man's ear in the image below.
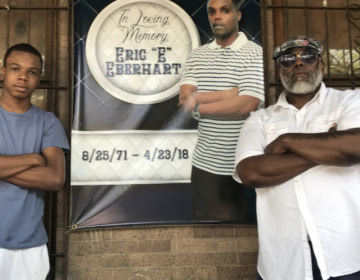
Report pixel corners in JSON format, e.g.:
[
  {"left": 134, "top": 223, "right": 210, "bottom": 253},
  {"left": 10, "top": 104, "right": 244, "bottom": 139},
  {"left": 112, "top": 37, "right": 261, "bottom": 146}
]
[
  {"left": 237, "top": 11, "right": 242, "bottom": 22},
  {"left": 320, "top": 60, "right": 325, "bottom": 72},
  {"left": 1, "top": 67, "right": 5, "bottom": 79}
]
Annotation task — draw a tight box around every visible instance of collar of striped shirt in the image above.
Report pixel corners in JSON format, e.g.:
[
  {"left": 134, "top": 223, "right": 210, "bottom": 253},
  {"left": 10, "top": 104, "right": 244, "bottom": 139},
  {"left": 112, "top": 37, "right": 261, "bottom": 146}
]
[{"left": 208, "top": 32, "right": 248, "bottom": 50}]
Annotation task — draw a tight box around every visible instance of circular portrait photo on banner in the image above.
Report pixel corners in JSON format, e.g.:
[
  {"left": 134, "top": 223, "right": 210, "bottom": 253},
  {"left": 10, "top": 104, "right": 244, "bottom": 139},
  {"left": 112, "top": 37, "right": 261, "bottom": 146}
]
[{"left": 86, "top": 0, "right": 200, "bottom": 104}]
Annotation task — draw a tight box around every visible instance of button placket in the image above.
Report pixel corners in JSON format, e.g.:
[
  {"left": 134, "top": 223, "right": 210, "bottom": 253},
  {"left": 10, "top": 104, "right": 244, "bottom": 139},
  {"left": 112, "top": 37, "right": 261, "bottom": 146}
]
[
  {"left": 209, "top": 48, "right": 220, "bottom": 67},
  {"left": 294, "top": 176, "right": 329, "bottom": 279},
  {"left": 296, "top": 112, "right": 305, "bottom": 129}
]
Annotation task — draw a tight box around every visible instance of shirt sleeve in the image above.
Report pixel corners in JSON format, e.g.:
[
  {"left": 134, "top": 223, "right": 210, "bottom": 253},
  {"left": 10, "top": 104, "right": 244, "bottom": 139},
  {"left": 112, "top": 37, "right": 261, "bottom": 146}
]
[
  {"left": 337, "top": 89, "right": 360, "bottom": 130},
  {"left": 233, "top": 111, "right": 266, "bottom": 183},
  {"left": 238, "top": 46, "right": 265, "bottom": 103},
  {"left": 41, "top": 112, "right": 70, "bottom": 153},
  {"left": 180, "top": 50, "right": 198, "bottom": 87}
]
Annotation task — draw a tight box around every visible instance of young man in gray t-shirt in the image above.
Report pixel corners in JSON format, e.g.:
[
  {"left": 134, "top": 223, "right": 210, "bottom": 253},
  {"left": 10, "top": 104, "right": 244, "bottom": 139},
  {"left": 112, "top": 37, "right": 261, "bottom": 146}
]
[{"left": 0, "top": 44, "right": 69, "bottom": 280}]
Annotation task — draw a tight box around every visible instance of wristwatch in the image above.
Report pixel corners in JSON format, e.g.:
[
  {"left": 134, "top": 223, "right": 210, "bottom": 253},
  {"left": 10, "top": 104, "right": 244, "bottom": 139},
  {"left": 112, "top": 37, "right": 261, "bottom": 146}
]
[{"left": 192, "top": 103, "right": 201, "bottom": 121}]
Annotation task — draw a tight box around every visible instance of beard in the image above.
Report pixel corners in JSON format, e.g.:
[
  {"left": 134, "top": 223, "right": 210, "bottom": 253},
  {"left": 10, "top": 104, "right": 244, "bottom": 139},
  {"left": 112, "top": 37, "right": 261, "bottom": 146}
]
[
  {"left": 280, "top": 66, "right": 323, "bottom": 95},
  {"left": 212, "top": 24, "right": 237, "bottom": 41}
]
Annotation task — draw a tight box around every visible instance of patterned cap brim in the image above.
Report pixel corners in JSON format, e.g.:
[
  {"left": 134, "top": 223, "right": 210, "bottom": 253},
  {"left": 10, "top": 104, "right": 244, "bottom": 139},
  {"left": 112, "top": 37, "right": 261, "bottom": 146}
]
[{"left": 272, "top": 36, "right": 324, "bottom": 60}]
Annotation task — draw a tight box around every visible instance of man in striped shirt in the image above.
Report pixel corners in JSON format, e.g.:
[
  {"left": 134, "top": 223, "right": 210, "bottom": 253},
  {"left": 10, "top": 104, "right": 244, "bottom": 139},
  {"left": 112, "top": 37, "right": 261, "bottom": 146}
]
[{"left": 179, "top": 0, "right": 264, "bottom": 221}]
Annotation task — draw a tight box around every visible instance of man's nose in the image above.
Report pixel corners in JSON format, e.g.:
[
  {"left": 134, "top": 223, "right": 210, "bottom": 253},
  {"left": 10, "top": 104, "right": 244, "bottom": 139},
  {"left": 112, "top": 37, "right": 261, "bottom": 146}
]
[
  {"left": 18, "top": 71, "right": 28, "bottom": 81},
  {"left": 294, "top": 55, "right": 303, "bottom": 67},
  {"left": 213, "top": 11, "right": 221, "bottom": 20}
]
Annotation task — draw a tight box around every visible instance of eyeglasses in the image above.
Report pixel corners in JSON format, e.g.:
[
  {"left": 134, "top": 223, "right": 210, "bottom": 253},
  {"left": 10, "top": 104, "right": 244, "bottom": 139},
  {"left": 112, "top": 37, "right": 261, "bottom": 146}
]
[{"left": 277, "top": 50, "right": 321, "bottom": 69}]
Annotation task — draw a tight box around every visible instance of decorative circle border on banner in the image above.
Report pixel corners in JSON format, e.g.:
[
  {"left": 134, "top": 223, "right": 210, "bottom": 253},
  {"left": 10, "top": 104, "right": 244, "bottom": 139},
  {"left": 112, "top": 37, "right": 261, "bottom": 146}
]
[{"left": 86, "top": 0, "right": 200, "bottom": 104}]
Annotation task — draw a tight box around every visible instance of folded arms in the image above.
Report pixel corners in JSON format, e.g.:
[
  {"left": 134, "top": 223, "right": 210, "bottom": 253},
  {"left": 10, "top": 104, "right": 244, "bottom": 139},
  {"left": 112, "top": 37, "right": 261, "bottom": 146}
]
[
  {"left": 0, "top": 147, "right": 66, "bottom": 191},
  {"left": 179, "top": 85, "right": 261, "bottom": 120},
  {"left": 237, "top": 124, "right": 360, "bottom": 188}
]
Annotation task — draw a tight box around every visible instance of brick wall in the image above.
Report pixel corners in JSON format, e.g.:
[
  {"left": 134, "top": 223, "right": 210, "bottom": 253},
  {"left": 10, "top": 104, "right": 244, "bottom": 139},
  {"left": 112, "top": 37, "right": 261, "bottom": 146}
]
[
  {"left": 67, "top": 226, "right": 258, "bottom": 280},
  {"left": 55, "top": 4, "right": 70, "bottom": 279}
]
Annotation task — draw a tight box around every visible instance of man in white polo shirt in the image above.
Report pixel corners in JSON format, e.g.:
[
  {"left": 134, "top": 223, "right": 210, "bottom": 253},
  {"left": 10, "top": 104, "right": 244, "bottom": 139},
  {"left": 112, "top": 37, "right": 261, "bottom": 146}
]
[
  {"left": 234, "top": 36, "right": 360, "bottom": 280},
  {"left": 179, "top": 0, "right": 264, "bottom": 221}
]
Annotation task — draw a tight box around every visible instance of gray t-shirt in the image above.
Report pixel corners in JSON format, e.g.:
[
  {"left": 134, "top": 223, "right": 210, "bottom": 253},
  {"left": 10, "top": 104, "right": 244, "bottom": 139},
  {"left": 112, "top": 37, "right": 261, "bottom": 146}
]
[{"left": 0, "top": 105, "right": 69, "bottom": 249}]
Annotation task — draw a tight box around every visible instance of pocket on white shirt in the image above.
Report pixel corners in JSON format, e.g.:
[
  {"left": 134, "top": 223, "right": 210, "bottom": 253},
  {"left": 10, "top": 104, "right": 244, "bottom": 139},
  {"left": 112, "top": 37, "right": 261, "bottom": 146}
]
[
  {"left": 307, "top": 114, "right": 337, "bottom": 133},
  {"left": 264, "top": 121, "right": 289, "bottom": 145}
]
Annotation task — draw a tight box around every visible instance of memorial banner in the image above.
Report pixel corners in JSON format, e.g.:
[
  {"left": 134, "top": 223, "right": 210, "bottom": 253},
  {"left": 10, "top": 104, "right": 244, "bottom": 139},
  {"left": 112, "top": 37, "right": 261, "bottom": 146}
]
[{"left": 71, "top": 0, "right": 262, "bottom": 229}]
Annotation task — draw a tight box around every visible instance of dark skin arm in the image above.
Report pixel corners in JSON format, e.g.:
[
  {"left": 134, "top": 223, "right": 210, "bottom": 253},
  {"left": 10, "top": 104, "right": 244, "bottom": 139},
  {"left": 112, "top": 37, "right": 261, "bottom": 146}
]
[
  {"left": 238, "top": 152, "right": 317, "bottom": 188},
  {"left": 179, "top": 85, "right": 260, "bottom": 119},
  {"left": 266, "top": 126, "right": 360, "bottom": 166},
  {"left": 192, "top": 88, "right": 239, "bottom": 104},
  {"left": 4, "top": 147, "right": 66, "bottom": 192},
  {"left": 179, "top": 85, "right": 239, "bottom": 105},
  {"left": 179, "top": 84, "right": 197, "bottom": 111},
  {"left": 199, "top": 95, "right": 260, "bottom": 119},
  {"left": 238, "top": 125, "right": 338, "bottom": 188},
  {"left": 0, "top": 153, "right": 46, "bottom": 179}
]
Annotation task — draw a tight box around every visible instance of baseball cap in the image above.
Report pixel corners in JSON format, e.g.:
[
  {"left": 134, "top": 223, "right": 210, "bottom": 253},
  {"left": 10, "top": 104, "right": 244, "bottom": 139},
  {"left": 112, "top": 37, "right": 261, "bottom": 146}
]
[{"left": 272, "top": 36, "right": 324, "bottom": 61}]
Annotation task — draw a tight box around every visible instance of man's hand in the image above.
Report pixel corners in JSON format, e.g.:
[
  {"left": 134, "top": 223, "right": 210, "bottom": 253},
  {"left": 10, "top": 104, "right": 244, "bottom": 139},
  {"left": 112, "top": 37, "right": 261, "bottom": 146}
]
[
  {"left": 33, "top": 153, "right": 46, "bottom": 167},
  {"left": 179, "top": 94, "right": 197, "bottom": 112},
  {"left": 265, "top": 123, "right": 338, "bottom": 155},
  {"left": 265, "top": 134, "right": 289, "bottom": 154},
  {"left": 328, "top": 122, "right": 337, "bottom": 132}
]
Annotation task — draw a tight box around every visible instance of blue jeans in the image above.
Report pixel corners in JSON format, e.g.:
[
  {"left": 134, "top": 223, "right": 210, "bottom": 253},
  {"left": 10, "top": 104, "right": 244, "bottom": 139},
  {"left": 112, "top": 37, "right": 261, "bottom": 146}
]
[{"left": 256, "top": 242, "right": 360, "bottom": 280}]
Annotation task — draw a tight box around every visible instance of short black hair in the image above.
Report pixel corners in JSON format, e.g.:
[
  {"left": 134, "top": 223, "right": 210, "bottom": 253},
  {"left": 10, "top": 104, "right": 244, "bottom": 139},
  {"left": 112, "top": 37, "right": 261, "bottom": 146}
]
[
  {"left": 3, "top": 43, "right": 43, "bottom": 73},
  {"left": 208, "top": 0, "right": 246, "bottom": 12}
]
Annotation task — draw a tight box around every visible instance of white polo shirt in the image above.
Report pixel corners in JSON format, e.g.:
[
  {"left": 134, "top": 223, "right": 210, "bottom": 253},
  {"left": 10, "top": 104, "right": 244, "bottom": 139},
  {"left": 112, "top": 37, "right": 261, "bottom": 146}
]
[{"left": 233, "top": 83, "right": 360, "bottom": 280}]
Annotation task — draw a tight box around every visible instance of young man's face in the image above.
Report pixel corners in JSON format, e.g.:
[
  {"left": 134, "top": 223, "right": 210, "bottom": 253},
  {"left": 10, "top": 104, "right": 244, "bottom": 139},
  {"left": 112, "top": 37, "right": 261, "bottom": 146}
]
[
  {"left": 1, "top": 51, "right": 41, "bottom": 102},
  {"left": 207, "top": 0, "right": 241, "bottom": 40}
]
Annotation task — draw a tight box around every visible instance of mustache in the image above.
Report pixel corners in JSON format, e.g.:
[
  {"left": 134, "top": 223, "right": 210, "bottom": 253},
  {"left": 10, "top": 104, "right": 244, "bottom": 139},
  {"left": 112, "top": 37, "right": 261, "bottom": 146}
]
[
  {"left": 290, "top": 68, "right": 310, "bottom": 78},
  {"left": 212, "top": 23, "right": 224, "bottom": 28}
]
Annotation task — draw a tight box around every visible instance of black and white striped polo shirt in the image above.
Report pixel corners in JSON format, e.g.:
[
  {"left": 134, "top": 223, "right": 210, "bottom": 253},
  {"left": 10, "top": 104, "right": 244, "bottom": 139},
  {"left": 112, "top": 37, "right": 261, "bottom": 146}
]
[{"left": 180, "top": 32, "right": 264, "bottom": 175}]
